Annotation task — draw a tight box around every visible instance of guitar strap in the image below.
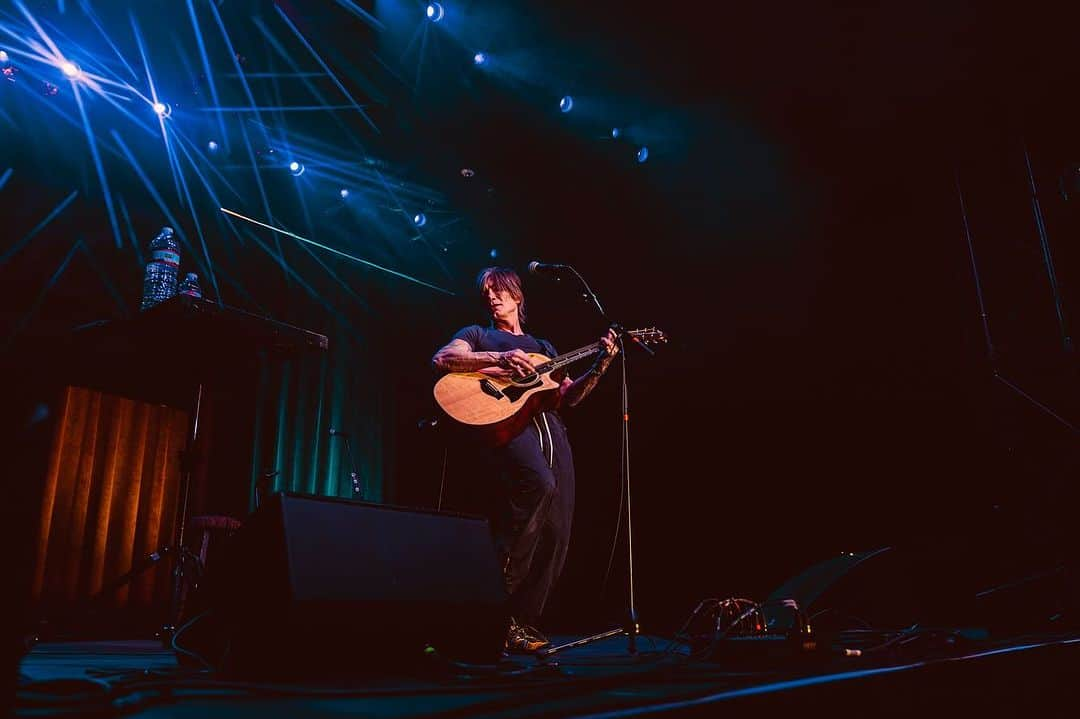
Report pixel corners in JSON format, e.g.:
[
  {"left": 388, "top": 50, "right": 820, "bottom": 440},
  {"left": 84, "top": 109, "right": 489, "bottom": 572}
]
[{"left": 532, "top": 413, "right": 555, "bottom": 469}]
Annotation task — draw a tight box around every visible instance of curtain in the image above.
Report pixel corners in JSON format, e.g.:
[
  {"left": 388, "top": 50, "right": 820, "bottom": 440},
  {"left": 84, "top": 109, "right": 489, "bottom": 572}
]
[
  {"left": 250, "top": 321, "right": 388, "bottom": 506},
  {"left": 32, "top": 386, "right": 189, "bottom": 610},
  {"left": 32, "top": 322, "right": 389, "bottom": 618}
]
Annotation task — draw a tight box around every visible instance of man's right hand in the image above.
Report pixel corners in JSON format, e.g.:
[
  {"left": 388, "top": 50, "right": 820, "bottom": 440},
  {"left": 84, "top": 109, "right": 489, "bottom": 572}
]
[{"left": 497, "top": 349, "right": 535, "bottom": 376}]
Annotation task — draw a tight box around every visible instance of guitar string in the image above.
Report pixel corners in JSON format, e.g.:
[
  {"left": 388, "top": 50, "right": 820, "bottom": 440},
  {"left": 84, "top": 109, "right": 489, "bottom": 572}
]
[{"left": 535, "top": 330, "right": 655, "bottom": 374}]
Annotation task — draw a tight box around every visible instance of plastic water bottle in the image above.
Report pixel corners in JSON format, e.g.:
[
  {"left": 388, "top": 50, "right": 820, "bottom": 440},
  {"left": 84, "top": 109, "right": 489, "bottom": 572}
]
[
  {"left": 178, "top": 272, "right": 203, "bottom": 299},
  {"left": 140, "top": 227, "right": 179, "bottom": 310}
]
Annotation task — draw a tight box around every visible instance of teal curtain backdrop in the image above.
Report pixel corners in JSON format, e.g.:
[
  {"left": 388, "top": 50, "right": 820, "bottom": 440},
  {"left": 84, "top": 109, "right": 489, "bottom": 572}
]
[{"left": 249, "top": 316, "right": 388, "bottom": 507}]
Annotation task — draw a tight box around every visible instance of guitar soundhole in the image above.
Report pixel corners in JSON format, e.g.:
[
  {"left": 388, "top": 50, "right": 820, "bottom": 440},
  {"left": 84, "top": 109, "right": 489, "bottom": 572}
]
[
  {"left": 511, "top": 372, "right": 539, "bottom": 386},
  {"left": 501, "top": 380, "right": 541, "bottom": 402}
]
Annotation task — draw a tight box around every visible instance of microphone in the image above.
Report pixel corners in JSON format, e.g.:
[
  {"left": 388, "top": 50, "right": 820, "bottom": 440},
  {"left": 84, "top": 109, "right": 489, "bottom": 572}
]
[
  {"left": 527, "top": 261, "right": 569, "bottom": 276},
  {"left": 328, "top": 427, "right": 350, "bottom": 438}
]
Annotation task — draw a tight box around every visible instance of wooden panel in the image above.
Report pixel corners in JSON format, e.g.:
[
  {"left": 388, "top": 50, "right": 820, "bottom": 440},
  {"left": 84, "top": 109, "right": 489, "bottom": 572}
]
[{"left": 32, "top": 386, "right": 189, "bottom": 610}]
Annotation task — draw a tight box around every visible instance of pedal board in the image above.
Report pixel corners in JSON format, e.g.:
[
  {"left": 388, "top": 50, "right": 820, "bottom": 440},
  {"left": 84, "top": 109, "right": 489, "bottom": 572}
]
[{"left": 705, "top": 632, "right": 824, "bottom": 667}]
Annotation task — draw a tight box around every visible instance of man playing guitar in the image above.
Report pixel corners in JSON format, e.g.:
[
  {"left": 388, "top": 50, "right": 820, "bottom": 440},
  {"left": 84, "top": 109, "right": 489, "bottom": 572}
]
[{"left": 432, "top": 266, "right": 618, "bottom": 654}]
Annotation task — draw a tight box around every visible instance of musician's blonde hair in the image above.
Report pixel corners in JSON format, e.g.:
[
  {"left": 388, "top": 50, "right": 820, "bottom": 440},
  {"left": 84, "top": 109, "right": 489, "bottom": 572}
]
[{"left": 477, "top": 267, "right": 526, "bottom": 324}]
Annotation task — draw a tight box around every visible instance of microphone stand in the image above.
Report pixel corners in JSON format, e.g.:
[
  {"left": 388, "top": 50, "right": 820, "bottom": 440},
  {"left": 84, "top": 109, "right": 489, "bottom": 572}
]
[
  {"left": 539, "top": 265, "right": 653, "bottom": 660},
  {"left": 415, "top": 417, "right": 448, "bottom": 511},
  {"left": 254, "top": 469, "right": 279, "bottom": 511},
  {"left": 344, "top": 436, "right": 362, "bottom": 498},
  {"left": 331, "top": 429, "right": 363, "bottom": 498}
]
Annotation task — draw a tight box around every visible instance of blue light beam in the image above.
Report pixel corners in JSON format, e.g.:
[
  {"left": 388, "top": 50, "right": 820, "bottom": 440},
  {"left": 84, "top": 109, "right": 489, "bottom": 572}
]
[
  {"left": 274, "top": 4, "right": 379, "bottom": 134},
  {"left": 220, "top": 207, "right": 454, "bottom": 295},
  {"left": 115, "top": 194, "right": 144, "bottom": 267},
  {"left": 166, "top": 129, "right": 222, "bottom": 304},
  {"left": 78, "top": 0, "right": 139, "bottom": 81},
  {"left": 196, "top": 104, "right": 365, "bottom": 112},
  {"left": 185, "top": 0, "right": 229, "bottom": 154},
  {"left": 3, "top": 237, "right": 82, "bottom": 351},
  {"left": 239, "top": 228, "right": 360, "bottom": 334},
  {"left": 110, "top": 130, "right": 213, "bottom": 281},
  {"left": 78, "top": 241, "right": 129, "bottom": 318},
  {"left": 206, "top": 0, "right": 268, "bottom": 138},
  {"left": 0, "top": 189, "right": 78, "bottom": 263},
  {"left": 130, "top": 12, "right": 184, "bottom": 204},
  {"left": 72, "top": 84, "right": 122, "bottom": 249},
  {"left": 333, "top": 0, "right": 384, "bottom": 30}
]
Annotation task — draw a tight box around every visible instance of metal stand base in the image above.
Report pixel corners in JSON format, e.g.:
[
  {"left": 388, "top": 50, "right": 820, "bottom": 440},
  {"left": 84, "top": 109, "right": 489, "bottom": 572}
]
[
  {"left": 86, "top": 543, "right": 203, "bottom": 643},
  {"left": 539, "top": 612, "right": 640, "bottom": 660}
]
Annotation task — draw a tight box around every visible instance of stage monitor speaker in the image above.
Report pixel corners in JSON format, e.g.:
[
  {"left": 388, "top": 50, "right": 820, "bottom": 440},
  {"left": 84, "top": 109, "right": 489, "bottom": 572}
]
[
  {"left": 763, "top": 546, "right": 974, "bottom": 633},
  {"left": 196, "top": 492, "right": 508, "bottom": 677},
  {"left": 767, "top": 548, "right": 894, "bottom": 612}
]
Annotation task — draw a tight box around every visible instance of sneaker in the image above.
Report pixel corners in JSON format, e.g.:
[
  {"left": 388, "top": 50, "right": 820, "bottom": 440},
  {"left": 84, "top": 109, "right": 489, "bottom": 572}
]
[{"left": 505, "top": 618, "right": 551, "bottom": 654}]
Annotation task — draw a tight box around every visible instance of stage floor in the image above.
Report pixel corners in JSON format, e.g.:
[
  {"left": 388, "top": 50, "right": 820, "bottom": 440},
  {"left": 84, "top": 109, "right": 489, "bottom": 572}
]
[{"left": 17, "top": 631, "right": 1080, "bottom": 717}]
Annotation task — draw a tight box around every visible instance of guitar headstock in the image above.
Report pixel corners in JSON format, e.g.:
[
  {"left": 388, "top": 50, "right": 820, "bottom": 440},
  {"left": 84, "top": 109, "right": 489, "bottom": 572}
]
[{"left": 627, "top": 327, "right": 668, "bottom": 346}]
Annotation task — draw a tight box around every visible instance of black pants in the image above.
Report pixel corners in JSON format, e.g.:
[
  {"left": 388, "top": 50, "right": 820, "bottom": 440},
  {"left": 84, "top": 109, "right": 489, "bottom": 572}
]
[{"left": 488, "top": 411, "right": 575, "bottom": 626}]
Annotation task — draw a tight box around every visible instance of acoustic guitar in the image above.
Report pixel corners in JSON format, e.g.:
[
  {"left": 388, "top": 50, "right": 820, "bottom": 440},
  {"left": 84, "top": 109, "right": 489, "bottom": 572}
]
[{"left": 434, "top": 327, "right": 667, "bottom": 446}]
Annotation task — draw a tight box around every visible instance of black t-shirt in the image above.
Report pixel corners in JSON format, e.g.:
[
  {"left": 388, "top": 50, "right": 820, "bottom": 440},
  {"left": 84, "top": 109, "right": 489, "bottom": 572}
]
[
  {"left": 448, "top": 325, "right": 567, "bottom": 433},
  {"left": 451, "top": 325, "right": 564, "bottom": 422},
  {"left": 452, "top": 324, "right": 558, "bottom": 359}
]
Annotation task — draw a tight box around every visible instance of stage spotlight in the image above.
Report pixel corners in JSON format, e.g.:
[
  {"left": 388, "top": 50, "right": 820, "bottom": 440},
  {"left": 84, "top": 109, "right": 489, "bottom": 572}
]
[
  {"left": 412, "top": 212, "right": 427, "bottom": 227},
  {"left": 0, "top": 51, "right": 8, "bottom": 64},
  {"left": 207, "top": 140, "right": 219, "bottom": 152},
  {"left": 60, "top": 61, "right": 81, "bottom": 79},
  {"left": 152, "top": 102, "right": 171, "bottom": 118},
  {"left": 489, "top": 248, "right": 497, "bottom": 259},
  {"left": 460, "top": 168, "right": 475, "bottom": 178},
  {"left": 288, "top": 161, "right": 305, "bottom": 176},
  {"left": 340, "top": 188, "right": 350, "bottom": 199},
  {"left": 636, "top": 146, "right": 649, "bottom": 163},
  {"left": 426, "top": 3, "right": 444, "bottom": 22},
  {"left": 473, "top": 52, "right": 487, "bottom": 66},
  {"left": 611, "top": 127, "right": 621, "bottom": 139},
  {"left": 559, "top": 95, "right": 574, "bottom": 113}
]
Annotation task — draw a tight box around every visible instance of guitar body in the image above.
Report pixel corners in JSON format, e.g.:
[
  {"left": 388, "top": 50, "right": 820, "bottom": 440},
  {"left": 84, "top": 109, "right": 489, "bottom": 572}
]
[
  {"left": 433, "top": 353, "right": 562, "bottom": 447},
  {"left": 432, "top": 328, "right": 665, "bottom": 448}
]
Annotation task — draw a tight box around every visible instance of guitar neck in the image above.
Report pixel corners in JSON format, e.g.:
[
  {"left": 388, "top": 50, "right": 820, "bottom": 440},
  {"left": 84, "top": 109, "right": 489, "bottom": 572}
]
[{"left": 535, "top": 342, "right": 604, "bottom": 374}]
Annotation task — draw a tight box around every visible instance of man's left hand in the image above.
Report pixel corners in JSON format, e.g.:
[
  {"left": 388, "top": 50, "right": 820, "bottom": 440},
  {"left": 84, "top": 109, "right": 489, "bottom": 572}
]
[{"left": 600, "top": 328, "right": 620, "bottom": 358}]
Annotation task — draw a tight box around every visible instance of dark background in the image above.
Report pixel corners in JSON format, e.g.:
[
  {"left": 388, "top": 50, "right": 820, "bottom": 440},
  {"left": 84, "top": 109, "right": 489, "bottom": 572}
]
[{"left": 5, "top": 0, "right": 1080, "bottom": 635}]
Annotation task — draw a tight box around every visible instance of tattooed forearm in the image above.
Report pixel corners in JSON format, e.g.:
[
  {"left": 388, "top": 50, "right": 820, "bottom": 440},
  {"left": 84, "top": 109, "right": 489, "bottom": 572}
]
[
  {"left": 564, "top": 354, "right": 613, "bottom": 407},
  {"left": 432, "top": 346, "right": 503, "bottom": 373}
]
